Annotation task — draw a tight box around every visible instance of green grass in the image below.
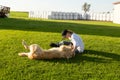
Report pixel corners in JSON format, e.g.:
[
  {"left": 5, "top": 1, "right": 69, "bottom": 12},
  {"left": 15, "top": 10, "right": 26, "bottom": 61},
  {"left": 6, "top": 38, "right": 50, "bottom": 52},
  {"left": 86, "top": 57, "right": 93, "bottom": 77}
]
[
  {"left": 0, "top": 12, "right": 120, "bottom": 80},
  {"left": 10, "top": 11, "right": 28, "bottom": 18}
]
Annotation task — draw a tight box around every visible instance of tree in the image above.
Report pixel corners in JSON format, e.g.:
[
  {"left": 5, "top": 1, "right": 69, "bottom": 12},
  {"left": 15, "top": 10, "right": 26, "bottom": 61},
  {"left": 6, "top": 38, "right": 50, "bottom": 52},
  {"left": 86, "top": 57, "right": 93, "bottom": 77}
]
[
  {"left": 82, "top": 2, "right": 91, "bottom": 20},
  {"left": 82, "top": 2, "right": 91, "bottom": 14}
]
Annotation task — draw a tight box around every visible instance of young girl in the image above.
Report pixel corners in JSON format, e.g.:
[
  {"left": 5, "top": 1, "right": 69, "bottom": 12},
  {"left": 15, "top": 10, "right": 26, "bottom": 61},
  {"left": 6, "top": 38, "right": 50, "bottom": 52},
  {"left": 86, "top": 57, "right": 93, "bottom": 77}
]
[{"left": 61, "top": 29, "right": 84, "bottom": 53}]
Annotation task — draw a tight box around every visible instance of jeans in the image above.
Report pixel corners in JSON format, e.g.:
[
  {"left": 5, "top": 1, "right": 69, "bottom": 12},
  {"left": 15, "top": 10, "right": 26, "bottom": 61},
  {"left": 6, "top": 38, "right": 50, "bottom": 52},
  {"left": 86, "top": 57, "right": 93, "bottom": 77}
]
[
  {"left": 59, "top": 41, "right": 72, "bottom": 46},
  {"left": 50, "top": 41, "right": 72, "bottom": 47}
]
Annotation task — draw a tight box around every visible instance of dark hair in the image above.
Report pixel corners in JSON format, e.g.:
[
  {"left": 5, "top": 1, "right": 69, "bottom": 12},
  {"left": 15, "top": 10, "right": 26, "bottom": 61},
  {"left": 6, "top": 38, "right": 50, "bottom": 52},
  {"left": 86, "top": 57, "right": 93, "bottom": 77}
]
[{"left": 62, "top": 29, "right": 73, "bottom": 36}]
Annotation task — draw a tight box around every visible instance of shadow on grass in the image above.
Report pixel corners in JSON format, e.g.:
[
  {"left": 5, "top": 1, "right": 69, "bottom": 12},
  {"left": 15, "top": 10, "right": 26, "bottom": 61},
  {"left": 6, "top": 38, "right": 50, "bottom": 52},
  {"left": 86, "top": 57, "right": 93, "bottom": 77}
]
[
  {"left": 0, "top": 18, "right": 120, "bottom": 37},
  {"left": 41, "top": 50, "right": 120, "bottom": 63}
]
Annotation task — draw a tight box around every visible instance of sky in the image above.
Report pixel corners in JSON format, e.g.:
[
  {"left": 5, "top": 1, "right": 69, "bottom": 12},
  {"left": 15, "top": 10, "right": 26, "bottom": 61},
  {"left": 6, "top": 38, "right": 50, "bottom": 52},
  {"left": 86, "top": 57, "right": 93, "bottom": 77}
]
[{"left": 0, "top": 0, "right": 118, "bottom": 12}]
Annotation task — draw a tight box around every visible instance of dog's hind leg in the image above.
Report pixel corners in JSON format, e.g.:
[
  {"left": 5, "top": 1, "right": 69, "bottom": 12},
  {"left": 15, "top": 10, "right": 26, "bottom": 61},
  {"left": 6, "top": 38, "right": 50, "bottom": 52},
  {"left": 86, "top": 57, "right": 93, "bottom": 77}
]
[
  {"left": 18, "top": 52, "right": 29, "bottom": 57},
  {"left": 22, "top": 40, "right": 29, "bottom": 50}
]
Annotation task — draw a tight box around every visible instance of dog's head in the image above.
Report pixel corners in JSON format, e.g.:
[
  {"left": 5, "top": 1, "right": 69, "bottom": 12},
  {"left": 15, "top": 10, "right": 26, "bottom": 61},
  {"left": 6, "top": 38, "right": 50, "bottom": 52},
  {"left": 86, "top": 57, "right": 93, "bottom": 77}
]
[
  {"left": 59, "top": 45, "right": 75, "bottom": 58},
  {"left": 59, "top": 45, "right": 72, "bottom": 52}
]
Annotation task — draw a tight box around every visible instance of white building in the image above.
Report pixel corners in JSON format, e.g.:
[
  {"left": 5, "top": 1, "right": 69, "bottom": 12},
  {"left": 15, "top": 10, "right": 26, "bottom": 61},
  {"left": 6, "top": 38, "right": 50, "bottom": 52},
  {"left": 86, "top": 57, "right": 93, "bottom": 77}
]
[{"left": 113, "top": 1, "right": 120, "bottom": 24}]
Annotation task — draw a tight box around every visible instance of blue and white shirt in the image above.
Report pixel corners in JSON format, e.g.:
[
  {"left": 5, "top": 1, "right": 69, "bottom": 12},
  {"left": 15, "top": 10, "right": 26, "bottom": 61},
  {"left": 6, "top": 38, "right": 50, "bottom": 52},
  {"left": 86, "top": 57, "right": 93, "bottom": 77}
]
[{"left": 70, "top": 33, "right": 84, "bottom": 53}]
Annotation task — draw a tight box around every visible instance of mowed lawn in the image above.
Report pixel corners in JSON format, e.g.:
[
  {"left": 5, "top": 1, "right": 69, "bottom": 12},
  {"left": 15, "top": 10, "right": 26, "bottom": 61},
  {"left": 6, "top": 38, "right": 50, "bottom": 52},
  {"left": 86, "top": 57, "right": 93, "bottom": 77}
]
[{"left": 0, "top": 12, "right": 120, "bottom": 80}]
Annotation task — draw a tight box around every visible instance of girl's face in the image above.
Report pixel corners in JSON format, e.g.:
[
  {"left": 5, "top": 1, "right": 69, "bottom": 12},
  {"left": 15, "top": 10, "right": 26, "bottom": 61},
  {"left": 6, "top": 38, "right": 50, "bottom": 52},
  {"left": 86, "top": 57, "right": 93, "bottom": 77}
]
[{"left": 65, "top": 33, "right": 71, "bottom": 39}]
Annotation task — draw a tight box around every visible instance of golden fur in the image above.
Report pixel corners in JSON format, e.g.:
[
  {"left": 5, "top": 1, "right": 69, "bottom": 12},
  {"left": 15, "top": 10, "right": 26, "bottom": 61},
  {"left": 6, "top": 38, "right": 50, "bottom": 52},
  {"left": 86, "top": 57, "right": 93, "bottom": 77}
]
[{"left": 18, "top": 40, "right": 75, "bottom": 60}]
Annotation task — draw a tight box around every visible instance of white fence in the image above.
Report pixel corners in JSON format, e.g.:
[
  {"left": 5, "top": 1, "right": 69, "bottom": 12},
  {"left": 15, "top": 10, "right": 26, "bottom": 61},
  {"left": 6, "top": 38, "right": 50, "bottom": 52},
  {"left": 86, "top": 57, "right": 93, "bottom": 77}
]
[
  {"left": 29, "top": 11, "right": 113, "bottom": 21},
  {"left": 29, "top": 11, "right": 52, "bottom": 19},
  {"left": 49, "top": 12, "right": 80, "bottom": 20}
]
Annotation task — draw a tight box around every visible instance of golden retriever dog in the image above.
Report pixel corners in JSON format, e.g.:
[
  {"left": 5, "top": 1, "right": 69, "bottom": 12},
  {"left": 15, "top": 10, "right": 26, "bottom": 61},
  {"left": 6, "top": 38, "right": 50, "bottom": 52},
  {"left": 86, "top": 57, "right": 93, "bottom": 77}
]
[{"left": 18, "top": 40, "right": 75, "bottom": 60}]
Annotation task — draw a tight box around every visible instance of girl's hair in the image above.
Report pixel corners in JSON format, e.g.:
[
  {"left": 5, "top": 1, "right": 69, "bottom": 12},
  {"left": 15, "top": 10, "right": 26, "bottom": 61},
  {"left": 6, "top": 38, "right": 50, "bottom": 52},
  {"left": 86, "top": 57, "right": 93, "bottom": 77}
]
[
  {"left": 67, "top": 29, "right": 73, "bottom": 34},
  {"left": 62, "top": 29, "right": 73, "bottom": 36}
]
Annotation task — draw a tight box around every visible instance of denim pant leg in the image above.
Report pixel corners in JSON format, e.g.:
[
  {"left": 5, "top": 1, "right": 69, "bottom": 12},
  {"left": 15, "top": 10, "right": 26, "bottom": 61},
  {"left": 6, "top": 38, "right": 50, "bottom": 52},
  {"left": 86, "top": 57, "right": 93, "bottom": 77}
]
[
  {"left": 75, "top": 50, "right": 80, "bottom": 54},
  {"left": 59, "top": 41, "right": 72, "bottom": 46}
]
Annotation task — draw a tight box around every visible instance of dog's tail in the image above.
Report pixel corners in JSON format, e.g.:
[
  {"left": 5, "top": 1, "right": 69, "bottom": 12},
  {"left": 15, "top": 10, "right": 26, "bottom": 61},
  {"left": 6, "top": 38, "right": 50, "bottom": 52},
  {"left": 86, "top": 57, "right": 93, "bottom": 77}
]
[{"left": 22, "top": 40, "right": 29, "bottom": 50}]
